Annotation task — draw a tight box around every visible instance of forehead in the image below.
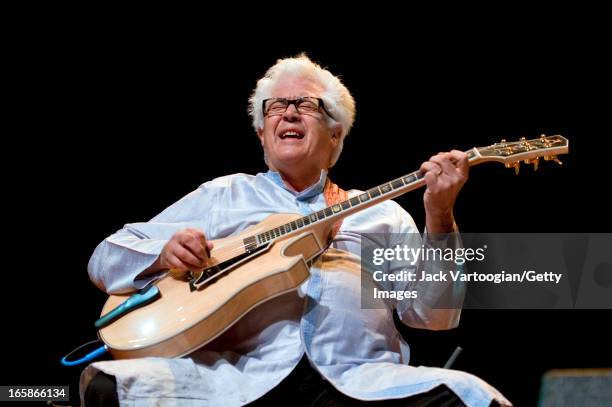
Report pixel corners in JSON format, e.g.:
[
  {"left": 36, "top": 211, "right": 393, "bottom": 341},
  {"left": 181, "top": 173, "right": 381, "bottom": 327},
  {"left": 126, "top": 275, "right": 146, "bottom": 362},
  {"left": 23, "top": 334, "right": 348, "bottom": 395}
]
[{"left": 270, "top": 75, "right": 324, "bottom": 98}]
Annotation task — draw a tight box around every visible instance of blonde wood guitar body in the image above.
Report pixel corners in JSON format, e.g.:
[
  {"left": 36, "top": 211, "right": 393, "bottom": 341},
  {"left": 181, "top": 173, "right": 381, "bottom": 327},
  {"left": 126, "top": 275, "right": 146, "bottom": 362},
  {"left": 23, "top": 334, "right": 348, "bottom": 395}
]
[{"left": 99, "top": 213, "right": 333, "bottom": 359}]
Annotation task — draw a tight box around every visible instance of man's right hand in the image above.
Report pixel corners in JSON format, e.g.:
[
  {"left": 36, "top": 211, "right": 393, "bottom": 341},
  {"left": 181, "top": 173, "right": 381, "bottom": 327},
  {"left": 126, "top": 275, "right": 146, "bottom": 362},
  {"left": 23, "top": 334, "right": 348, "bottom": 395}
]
[{"left": 155, "top": 228, "right": 214, "bottom": 275}]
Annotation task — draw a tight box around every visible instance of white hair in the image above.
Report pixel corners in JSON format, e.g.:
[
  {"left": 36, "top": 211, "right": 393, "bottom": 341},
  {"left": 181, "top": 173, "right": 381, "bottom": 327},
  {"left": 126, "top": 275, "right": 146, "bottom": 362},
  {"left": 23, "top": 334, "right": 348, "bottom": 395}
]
[{"left": 248, "top": 54, "right": 356, "bottom": 168}]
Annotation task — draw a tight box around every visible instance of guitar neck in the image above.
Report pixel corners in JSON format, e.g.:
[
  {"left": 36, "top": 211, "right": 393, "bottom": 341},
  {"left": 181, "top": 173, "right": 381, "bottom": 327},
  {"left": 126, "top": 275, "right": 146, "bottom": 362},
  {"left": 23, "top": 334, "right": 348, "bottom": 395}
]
[
  {"left": 247, "top": 149, "right": 478, "bottom": 249},
  {"left": 245, "top": 134, "right": 568, "bottom": 250}
]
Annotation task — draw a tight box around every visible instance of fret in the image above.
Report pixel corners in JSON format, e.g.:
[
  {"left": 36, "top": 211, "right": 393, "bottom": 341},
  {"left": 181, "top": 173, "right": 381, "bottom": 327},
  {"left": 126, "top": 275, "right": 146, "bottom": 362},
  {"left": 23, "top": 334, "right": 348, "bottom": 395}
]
[
  {"left": 350, "top": 196, "right": 360, "bottom": 206},
  {"left": 297, "top": 218, "right": 304, "bottom": 227},
  {"left": 324, "top": 207, "right": 333, "bottom": 217},
  {"left": 403, "top": 174, "right": 416, "bottom": 184},
  {"left": 380, "top": 183, "right": 391, "bottom": 194},
  {"left": 368, "top": 187, "right": 381, "bottom": 198},
  {"left": 310, "top": 214, "right": 318, "bottom": 222},
  {"left": 391, "top": 179, "right": 404, "bottom": 189},
  {"left": 341, "top": 200, "right": 350, "bottom": 210},
  {"left": 332, "top": 204, "right": 341, "bottom": 213},
  {"left": 303, "top": 216, "right": 311, "bottom": 225},
  {"left": 317, "top": 210, "right": 326, "bottom": 220},
  {"left": 359, "top": 193, "right": 370, "bottom": 202},
  {"left": 290, "top": 220, "right": 297, "bottom": 230}
]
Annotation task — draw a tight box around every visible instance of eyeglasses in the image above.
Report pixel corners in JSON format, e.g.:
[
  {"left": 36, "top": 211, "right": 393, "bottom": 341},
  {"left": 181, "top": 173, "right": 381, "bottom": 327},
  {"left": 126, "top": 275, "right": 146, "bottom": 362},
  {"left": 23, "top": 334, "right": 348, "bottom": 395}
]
[{"left": 262, "top": 97, "right": 335, "bottom": 120}]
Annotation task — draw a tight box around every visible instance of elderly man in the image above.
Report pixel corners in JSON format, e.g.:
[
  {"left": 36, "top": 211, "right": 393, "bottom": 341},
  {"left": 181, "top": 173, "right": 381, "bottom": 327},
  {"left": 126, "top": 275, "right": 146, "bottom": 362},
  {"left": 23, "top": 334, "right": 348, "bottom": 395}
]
[{"left": 82, "top": 55, "right": 511, "bottom": 406}]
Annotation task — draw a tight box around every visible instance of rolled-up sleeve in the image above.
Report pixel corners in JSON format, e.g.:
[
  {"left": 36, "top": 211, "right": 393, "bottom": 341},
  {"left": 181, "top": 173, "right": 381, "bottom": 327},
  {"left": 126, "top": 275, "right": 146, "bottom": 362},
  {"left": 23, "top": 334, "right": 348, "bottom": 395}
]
[
  {"left": 388, "top": 205, "right": 466, "bottom": 330},
  {"left": 88, "top": 182, "right": 220, "bottom": 294}
]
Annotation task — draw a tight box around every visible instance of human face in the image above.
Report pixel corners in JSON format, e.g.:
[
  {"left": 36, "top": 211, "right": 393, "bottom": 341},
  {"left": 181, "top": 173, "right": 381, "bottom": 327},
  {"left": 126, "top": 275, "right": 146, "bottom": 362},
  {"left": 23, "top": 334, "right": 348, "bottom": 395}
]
[{"left": 257, "top": 76, "right": 340, "bottom": 177}]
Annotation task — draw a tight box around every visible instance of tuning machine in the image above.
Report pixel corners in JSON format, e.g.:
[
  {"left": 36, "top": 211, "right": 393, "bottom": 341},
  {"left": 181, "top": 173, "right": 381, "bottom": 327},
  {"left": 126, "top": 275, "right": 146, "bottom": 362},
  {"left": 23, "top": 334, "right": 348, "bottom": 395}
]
[
  {"left": 544, "top": 155, "right": 563, "bottom": 165},
  {"left": 505, "top": 161, "right": 521, "bottom": 175},
  {"left": 524, "top": 157, "right": 540, "bottom": 171}
]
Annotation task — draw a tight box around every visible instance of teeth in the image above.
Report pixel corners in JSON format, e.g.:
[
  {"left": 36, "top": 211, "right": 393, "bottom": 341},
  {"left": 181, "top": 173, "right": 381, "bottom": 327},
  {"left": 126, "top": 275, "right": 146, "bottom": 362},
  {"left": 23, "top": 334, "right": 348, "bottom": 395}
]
[{"left": 280, "top": 131, "right": 303, "bottom": 139}]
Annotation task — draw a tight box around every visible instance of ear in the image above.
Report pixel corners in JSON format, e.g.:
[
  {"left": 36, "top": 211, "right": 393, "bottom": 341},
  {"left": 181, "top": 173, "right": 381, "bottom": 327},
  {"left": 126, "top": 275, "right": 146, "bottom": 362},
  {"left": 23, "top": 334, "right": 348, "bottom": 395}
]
[
  {"left": 330, "top": 123, "right": 342, "bottom": 148},
  {"left": 256, "top": 127, "right": 265, "bottom": 146}
]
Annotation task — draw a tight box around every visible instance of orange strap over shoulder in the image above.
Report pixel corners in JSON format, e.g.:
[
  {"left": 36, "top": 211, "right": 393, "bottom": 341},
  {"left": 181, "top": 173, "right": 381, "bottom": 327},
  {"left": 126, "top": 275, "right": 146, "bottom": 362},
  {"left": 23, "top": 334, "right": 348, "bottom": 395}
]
[{"left": 323, "top": 179, "right": 348, "bottom": 240}]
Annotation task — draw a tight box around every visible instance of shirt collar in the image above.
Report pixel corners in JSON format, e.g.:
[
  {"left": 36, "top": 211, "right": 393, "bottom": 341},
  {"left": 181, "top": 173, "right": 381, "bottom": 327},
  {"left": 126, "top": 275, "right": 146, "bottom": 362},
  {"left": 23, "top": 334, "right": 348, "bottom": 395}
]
[{"left": 265, "top": 169, "right": 328, "bottom": 201}]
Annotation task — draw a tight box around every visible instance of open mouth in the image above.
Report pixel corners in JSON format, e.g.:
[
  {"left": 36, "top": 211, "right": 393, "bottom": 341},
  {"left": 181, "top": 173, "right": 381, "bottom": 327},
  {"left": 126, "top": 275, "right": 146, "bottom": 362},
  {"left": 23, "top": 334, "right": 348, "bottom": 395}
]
[{"left": 279, "top": 130, "right": 305, "bottom": 140}]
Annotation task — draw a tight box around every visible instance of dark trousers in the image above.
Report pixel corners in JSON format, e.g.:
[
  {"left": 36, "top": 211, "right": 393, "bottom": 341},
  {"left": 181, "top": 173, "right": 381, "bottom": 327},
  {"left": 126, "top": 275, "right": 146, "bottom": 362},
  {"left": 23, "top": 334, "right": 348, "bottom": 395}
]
[{"left": 85, "top": 357, "right": 496, "bottom": 406}]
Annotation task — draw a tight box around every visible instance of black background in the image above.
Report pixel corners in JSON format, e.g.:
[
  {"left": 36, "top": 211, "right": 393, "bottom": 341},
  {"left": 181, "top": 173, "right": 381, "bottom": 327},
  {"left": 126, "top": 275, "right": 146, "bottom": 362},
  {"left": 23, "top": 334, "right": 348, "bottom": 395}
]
[{"left": 4, "top": 14, "right": 611, "bottom": 406}]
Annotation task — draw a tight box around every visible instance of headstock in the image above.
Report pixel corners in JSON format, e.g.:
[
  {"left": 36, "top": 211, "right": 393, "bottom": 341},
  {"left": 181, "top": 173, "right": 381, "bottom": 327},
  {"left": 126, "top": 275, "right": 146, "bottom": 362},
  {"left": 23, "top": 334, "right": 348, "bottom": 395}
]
[{"left": 473, "top": 134, "right": 569, "bottom": 175}]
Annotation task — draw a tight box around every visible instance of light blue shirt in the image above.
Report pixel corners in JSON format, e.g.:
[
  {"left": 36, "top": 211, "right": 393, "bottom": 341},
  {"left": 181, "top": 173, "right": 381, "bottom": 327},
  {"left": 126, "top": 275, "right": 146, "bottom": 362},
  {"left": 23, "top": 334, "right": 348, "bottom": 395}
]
[{"left": 82, "top": 171, "right": 511, "bottom": 406}]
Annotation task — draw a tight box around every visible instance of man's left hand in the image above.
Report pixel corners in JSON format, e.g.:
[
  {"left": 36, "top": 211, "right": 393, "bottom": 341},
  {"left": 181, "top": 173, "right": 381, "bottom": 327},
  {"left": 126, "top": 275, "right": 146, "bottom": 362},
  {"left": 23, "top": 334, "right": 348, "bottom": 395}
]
[{"left": 420, "top": 150, "right": 469, "bottom": 233}]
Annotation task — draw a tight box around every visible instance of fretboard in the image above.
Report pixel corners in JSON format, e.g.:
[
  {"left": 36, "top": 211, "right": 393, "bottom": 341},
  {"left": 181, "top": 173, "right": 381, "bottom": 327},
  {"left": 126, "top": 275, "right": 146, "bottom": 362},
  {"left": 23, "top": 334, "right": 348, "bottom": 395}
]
[{"left": 242, "top": 149, "right": 479, "bottom": 252}]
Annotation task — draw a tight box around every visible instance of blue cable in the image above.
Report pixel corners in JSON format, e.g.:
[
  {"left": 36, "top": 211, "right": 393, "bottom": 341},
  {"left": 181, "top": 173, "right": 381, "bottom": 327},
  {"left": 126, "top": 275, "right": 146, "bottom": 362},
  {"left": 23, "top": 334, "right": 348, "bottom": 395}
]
[{"left": 61, "top": 340, "right": 108, "bottom": 366}]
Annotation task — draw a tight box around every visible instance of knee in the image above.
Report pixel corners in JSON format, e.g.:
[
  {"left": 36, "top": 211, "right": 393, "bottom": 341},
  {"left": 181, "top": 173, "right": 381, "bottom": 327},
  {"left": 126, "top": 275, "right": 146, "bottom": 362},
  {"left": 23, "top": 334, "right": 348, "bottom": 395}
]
[{"left": 84, "top": 372, "right": 119, "bottom": 407}]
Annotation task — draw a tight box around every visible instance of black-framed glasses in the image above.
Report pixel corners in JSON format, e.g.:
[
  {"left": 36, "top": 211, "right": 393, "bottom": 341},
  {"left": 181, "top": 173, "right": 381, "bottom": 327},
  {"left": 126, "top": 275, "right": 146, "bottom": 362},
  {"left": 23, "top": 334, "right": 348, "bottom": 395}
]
[{"left": 262, "top": 97, "right": 335, "bottom": 120}]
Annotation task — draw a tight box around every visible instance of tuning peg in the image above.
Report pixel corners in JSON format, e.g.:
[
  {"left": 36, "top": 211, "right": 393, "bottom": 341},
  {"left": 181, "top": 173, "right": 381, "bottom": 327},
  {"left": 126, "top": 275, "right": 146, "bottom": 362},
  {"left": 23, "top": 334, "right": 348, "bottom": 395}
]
[
  {"left": 506, "top": 161, "right": 521, "bottom": 175},
  {"left": 544, "top": 155, "right": 563, "bottom": 165},
  {"left": 523, "top": 157, "right": 539, "bottom": 171}
]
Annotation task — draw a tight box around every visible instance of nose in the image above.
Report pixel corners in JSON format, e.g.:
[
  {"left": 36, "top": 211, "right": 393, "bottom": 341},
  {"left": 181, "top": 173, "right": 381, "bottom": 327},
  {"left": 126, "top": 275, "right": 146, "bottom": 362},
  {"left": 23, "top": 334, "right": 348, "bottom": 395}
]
[{"left": 282, "top": 103, "right": 301, "bottom": 122}]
